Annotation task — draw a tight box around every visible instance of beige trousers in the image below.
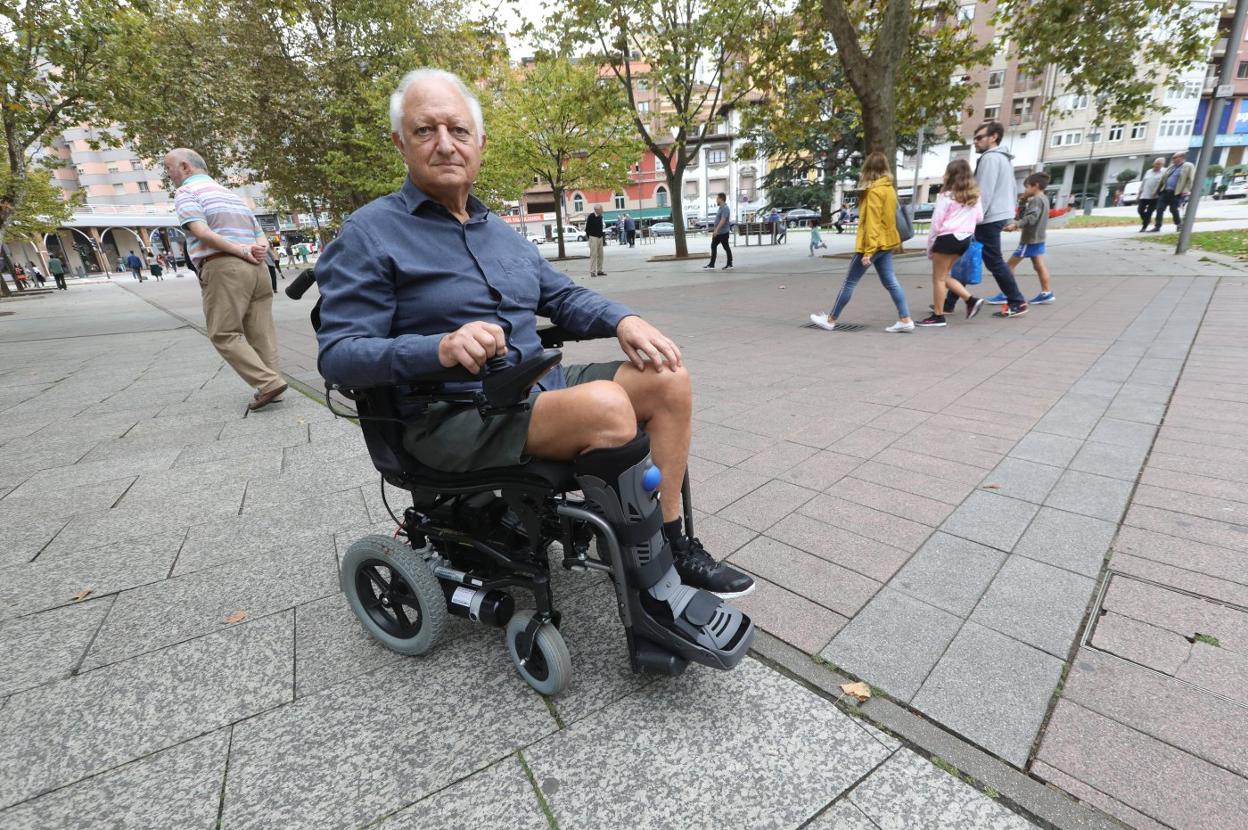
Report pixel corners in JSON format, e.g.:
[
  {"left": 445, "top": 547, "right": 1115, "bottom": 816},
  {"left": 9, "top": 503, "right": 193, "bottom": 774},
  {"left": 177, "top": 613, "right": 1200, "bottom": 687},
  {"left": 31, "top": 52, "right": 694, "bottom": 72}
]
[
  {"left": 588, "top": 236, "right": 604, "bottom": 276},
  {"left": 199, "top": 256, "right": 283, "bottom": 393}
]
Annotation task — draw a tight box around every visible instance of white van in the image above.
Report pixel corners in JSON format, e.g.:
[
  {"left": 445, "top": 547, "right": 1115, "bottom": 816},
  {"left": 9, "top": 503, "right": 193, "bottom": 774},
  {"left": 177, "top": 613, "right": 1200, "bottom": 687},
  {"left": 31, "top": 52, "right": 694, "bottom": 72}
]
[{"left": 1121, "top": 180, "right": 1141, "bottom": 206}]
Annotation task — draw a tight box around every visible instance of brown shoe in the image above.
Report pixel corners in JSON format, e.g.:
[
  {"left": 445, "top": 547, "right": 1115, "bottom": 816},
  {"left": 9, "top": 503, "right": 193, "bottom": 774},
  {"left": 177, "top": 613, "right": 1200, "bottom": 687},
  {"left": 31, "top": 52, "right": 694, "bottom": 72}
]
[{"left": 249, "top": 383, "right": 288, "bottom": 411}]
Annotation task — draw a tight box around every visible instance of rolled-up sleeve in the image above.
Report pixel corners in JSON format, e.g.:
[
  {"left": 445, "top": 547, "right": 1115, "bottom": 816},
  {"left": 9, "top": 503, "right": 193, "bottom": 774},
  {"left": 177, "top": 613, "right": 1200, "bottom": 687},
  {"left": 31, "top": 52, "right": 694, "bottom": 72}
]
[
  {"left": 535, "top": 258, "right": 634, "bottom": 337},
  {"left": 315, "top": 219, "right": 444, "bottom": 386}
]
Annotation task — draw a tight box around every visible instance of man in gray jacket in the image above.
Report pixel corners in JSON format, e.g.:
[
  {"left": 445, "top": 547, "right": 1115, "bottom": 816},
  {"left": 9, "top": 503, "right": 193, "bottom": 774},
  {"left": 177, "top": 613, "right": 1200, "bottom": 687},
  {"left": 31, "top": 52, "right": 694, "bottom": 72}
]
[
  {"left": 1137, "top": 157, "right": 1165, "bottom": 232},
  {"left": 1153, "top": 152, "right": 1195, "bottom": 232},
  {"left": 972, "top": 121, "right": 1028, "bottom": 317}
]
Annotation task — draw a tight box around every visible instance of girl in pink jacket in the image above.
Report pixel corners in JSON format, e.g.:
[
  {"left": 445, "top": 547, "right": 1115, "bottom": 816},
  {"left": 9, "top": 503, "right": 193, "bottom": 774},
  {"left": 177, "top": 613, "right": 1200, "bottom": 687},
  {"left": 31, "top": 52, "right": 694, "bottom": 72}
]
[{"left": 920, "top": 160, "right": 986, "bottom": 327}]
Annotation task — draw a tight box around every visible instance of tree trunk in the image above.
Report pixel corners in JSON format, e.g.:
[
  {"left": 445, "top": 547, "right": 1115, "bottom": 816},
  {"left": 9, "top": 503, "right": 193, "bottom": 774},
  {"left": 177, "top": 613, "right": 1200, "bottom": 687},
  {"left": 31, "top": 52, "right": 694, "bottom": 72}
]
[
  {"left": 552, "top": 185, "right": 566, "bottom": 260},
  {"left": 860, "top": 86, "right": 898, "bottom": 169},
  {"left": 668, "top": 162, "right": 688, "bottom": 258}
]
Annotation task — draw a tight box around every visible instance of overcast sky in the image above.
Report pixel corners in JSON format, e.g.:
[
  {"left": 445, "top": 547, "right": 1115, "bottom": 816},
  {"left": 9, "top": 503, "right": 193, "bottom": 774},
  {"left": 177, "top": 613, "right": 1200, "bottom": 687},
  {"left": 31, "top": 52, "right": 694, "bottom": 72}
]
[{"left": 470, "top": 0, "right": 547, "bottom": 59}]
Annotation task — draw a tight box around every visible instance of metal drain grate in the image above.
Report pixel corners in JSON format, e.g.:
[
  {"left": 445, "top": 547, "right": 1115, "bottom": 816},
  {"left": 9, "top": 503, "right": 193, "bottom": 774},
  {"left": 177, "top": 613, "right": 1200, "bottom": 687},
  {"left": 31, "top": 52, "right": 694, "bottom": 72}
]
[{"left": 801, "top": 322, "right": 866, "bottom": 332}]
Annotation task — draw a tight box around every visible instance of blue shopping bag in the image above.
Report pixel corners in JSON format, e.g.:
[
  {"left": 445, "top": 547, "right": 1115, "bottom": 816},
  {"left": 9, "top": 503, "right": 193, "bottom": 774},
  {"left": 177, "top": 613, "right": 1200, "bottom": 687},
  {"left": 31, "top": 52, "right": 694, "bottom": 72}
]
[{"left": 950, "top": 240, "right": 983, "bottom": 286}]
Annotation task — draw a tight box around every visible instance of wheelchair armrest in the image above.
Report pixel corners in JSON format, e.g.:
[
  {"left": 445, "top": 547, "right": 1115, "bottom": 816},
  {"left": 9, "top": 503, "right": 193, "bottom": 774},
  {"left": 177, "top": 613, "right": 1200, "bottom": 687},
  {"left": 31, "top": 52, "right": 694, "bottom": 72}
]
[
  {"left": 332, "top": 348, "right": 563, "bottom": 410},
  {"left": 538, "top": 324, "right": 613, "bottom": 349}
]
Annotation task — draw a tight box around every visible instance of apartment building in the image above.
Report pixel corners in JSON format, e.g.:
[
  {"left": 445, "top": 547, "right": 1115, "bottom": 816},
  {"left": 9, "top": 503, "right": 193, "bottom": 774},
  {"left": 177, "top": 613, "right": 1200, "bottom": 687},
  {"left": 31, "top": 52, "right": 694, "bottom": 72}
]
[{"left": 1191, "top": 0, "right": 1248, "bottom": 166}]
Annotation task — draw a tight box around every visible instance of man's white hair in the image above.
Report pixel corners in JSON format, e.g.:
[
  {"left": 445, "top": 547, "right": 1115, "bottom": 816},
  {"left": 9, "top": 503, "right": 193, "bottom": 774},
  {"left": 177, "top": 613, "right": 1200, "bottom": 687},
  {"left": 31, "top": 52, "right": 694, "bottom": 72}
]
[{"left": 389, "top": 69, "right": 484, "bottom": 144}]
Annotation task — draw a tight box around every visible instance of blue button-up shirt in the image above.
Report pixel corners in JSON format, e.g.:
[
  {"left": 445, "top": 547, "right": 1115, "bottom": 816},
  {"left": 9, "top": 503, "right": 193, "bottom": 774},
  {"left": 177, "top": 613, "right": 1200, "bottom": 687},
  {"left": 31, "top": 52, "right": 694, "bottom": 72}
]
[{"left": 315, "top": 179, "right": 634, "bottom": 390}]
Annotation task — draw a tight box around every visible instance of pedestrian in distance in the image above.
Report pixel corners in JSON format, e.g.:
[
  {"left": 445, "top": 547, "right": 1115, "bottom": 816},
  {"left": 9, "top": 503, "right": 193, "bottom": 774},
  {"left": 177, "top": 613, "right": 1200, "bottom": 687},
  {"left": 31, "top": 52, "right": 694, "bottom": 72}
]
[
  {"left": 999, "top": 172, "right": 1054, "bottom": 305},
  {"left": 149, "top": 259, "right": 164, "bottom": 281},
  {"left": 163, "top": 147, "right": 287, "bottom": 411},
  {"left": 585, "top": 204, "right": 606, "bottom": 277},
  {"left": 808, "top": 222, "right": 828, "bottom": 257},
  {"left": 615, "top": 215, "right": 626, "bottom": 246},
  {"left": 28, "top": 263, "right": 46, "bottom": 287},
  {"left": 624, "top": 213, "right": 636, "bottom": 247},
  {"left": 808, "top": 152, "right": 914, "bottom": 333},
  {"left": 830, "top": 204, "right": 848, "bottom": 234},
  {"left": 48, "top": 254, "right": 67, "bottom": 290},
  {"left": 919, "top": 159, "right": 985, "bottom": 327},
  {"left": 1154, "top": 151, "right": 1194, "bottom": 232},
  {"left": 703, "top": 192, "right": 734, "bottom": 271},
  {"left": 12, "top": 264, "right": 29, "bottom": 290},
  {"left": 1137, "top": 157, "right": 1165, "bottom": 232},
  {"left": 968, "top": 121, "right": 1029, "bottom": 318},
  {"left": 125, "top": 250, "right": 145, "bottom": 281}
]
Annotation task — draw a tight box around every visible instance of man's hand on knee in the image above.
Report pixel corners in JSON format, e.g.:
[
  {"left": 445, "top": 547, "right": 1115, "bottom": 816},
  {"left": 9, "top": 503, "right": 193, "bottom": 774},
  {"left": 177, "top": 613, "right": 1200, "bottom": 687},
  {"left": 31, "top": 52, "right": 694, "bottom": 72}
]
[
  {"left": 616, "top": 316, "right": 682, "bottom": 373},
  {"left": 438, "top": 321, "right": 506, "bottom": 374}
]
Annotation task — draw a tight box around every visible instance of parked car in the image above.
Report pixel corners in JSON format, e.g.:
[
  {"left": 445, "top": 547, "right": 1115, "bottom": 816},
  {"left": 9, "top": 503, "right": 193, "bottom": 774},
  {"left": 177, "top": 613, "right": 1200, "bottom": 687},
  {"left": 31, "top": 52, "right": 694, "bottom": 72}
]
[
  {"left": 526, "top": 232, "right": 547, "bottom": 244},
  {"left": 1121, "top": 180, "right": 1141, "bottom": 206},
  {"left": 783, "top": 208, "right": 820, "bottom": 227},
  {"left": 1221, "top": 177, "right": 1248, "bottom": 199},
  {"left": 555, "top": 225, "right": 587, "bottom": 241},
  {"left": 911, "top": 202, "right": 935, "bottom": 221},
  {"left": 649, "top": 222, "right": 676, "bottom": 237}
]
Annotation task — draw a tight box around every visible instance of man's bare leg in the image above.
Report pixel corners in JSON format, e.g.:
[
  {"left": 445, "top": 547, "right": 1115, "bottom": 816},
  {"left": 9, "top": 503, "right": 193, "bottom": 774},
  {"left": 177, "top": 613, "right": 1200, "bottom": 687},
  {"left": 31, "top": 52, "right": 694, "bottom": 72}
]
[{"left": 609, "top": 363, "right": 691, "bottom": 523}]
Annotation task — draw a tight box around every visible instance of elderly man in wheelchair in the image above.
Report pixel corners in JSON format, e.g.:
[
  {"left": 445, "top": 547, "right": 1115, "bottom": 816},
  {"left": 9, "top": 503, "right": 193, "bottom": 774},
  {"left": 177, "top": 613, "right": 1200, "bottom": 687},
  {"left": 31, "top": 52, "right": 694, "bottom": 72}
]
[{"left": 315, "top": 68, "right": 754, "bottom": 694}]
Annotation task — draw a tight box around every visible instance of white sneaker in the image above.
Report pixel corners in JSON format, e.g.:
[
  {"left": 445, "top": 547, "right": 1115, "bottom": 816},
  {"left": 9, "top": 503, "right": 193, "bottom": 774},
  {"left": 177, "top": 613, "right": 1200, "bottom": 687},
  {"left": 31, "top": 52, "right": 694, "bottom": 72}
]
[
  {"left": 886, "top": 321, "right": 915, "bottom": 333},
  {"left": 809, "top": 312, "right": 836, "bottom": 331}
]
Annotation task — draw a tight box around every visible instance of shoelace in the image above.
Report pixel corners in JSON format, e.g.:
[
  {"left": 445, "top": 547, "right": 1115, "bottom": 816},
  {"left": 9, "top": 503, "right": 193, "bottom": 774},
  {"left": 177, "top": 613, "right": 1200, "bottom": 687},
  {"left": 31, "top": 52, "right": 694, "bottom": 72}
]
[{"left": 675, "top": 537, "right": 717, "bottom": 573}]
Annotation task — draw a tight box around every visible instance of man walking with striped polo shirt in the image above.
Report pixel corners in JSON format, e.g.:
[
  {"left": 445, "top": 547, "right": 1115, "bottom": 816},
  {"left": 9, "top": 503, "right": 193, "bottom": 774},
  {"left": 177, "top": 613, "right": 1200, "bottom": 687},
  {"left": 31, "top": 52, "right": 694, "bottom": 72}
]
[{"left": 163, "top": 148, "right": 287, "bottom": 410}]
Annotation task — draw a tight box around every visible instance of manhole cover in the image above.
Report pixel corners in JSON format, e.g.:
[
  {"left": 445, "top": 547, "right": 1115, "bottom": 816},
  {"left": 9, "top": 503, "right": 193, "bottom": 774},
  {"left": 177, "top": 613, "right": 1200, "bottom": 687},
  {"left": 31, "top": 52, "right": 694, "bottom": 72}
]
[{"left": 801, "top": 322, "right": 865, "bottom": 332}]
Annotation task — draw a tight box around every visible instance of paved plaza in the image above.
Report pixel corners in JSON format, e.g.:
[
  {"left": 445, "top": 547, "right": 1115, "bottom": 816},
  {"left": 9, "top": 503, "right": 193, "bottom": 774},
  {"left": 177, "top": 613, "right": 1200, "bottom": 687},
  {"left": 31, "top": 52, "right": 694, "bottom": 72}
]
[{"left": 2, "top": 223, "right": 1246, "bottom": 828}]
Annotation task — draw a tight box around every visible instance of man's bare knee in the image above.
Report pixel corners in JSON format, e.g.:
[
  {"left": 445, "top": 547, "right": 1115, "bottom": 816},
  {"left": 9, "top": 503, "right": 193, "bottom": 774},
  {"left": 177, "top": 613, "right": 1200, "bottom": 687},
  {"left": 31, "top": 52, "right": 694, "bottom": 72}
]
[{"left": 581, "top": 381, "right": 637, "bottom": 450}]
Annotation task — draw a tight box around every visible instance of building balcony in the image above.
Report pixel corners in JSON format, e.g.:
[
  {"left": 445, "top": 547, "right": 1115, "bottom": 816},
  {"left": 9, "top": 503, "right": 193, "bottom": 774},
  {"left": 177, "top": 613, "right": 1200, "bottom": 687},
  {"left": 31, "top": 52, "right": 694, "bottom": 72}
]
[
  {"left": 1009, "top": 115, "right": 1039, "bottom": 130},
  {"left": 1213, "top": 37, "right": 1228, "bottom": 57}
]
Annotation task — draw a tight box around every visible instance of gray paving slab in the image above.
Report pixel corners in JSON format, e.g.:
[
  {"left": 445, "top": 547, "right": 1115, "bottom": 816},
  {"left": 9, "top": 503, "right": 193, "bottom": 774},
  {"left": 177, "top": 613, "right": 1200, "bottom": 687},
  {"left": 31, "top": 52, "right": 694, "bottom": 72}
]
[
  {"left": 1029, "top": 760, "right": 1170, "bottom": 830},
  {"left": 1032, "top": 396, "right": 1109, "bottom": 440},
  {"left": 686, "top": 466, "right": 770, "bottom": 513},
  {"left": 1036, "top": 699, "right": 1248, "bottom": 830},
  {"left": 377, "top": 755, "right": 548, "bottom": 830},
  {"left": 685, "top": 512, "right": 757, "bottom": 559},
  {"left": 0, "top": 514, "right": 70, "bottom": 570},
  {"left": 0, "top": 729, "right": 229, "bottom": 830},
  {"left": 174, "top": 487, "right": 370, "bottom": 575},
  {"left": 765, "top": 513, "right": 913, "bottom": 583},
  {"left": 847, "top": 748, "right": 1035, "bottom": 830},
  {"left": 978, "top": 457, "right": 1064, "bottom": 505},
  {"left": 524, "top": 659, "right": 892, "bottom": 830},
  {"left": 912, "top": 622, "right": 1064, "bottom": 767},
  {"left": 1044, "top": 469, "right": 1134, "bottom": 523},
  {"left": 822, "top": 588, "right": 962, "bottom": 701},
  {"left": 82, "top": 541, "right": 336, "bottom": 670},
  {"left": 1086, "top": 417, "right": 1158, "bottom": 452},
  {"left": 1063, "top": 650, "right": 1248, "bottom": 777},
  {"left": 800, "top": 494, "right": 935, "bottom": 552},
  {"left": 1124, "top": 502, "right": 1248, "bottom": 554},
  {"left": 172, "top": 424, "right": 310, "bottom": 467},
  {"left": 969, "top": 556, "right": 1095, "bottom": 658},
  {"left": 0, "top": 612, "right": 291, "bottom": 810},
  {"left": 220, "top": 634, "right": 556, "bottom": 830},
  {"left": 730, "top": 535, "right": 881, "bottom": 618},
  {"left": 0, "top": 598, "right": 112, "bottom": 697},
  {"left": 1067, "top": 439, "right": 1149, "bottom": 482},
  {"left": 827, "top": 477, "right": 956, "bottom": 527},
  {"left": 890, "top": 532, "right": 1005, "bottom": 617},
  {"left": 737, "top": 439, "right": 820, "bottom": 476},
  {"left": 848, "top": 460, "right": 972, "bottom": 506},
  {"left": 1133, "top": 481, "right": 1248, "bottom": 525},
  {"left": 1102, "top": 575, "right": 1248, "bottom": 651},
  {"left": 941, "top": 491, "right": 1039, "bottom": 553},
  {"left": 1012, "top": 507, "right": 1115, "bottom": 578},
  {"left": 1175, "top": 640, "right": 1248, "bottom": 705},
  {"left": 806, "top": 798, "right": 882, "bottom": 830},
  {"left": 1006, "top": 431, "right": 1083, "bottom": 468}
]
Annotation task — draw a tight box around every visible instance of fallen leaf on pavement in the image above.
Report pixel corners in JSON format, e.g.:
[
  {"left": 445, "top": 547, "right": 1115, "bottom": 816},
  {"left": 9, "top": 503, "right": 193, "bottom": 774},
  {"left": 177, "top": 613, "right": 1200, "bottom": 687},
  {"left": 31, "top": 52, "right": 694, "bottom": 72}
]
[
  {"left": 224, "top": 610, "right": 248, "bottom": 624},
  {"left": 71, "top": 588, "right": 94, "bottom": 603},
  {"left": 983, "top": 483, "right": 1001, "bottom": 490},
  {"left": 840, "top": 681, "right": 872, "bottom": 702}
]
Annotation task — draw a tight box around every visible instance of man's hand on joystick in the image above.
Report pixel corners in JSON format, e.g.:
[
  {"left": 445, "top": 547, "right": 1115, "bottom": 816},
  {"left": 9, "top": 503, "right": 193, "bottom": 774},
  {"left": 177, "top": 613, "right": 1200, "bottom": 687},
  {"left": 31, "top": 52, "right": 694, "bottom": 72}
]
[{"left": 438, "top": 321, "right": 507, "bottom": 374}]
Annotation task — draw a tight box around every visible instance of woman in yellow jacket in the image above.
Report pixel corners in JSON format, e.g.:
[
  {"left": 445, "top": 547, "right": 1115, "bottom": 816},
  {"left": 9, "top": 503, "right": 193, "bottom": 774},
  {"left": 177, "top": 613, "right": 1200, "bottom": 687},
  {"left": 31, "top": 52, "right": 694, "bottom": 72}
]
[{"left": 809, "top": 152, "right": 914, "bottom": 333}]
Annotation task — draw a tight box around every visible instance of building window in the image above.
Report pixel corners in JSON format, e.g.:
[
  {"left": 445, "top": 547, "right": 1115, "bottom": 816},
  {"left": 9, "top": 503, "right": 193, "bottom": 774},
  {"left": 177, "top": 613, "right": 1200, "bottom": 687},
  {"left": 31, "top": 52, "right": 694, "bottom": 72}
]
[
  {"left": 1130, "top": 122, "right": 1147, "bottom": 140},
  {"left": 137, "top": 181, "right": 150, "bottom": 193},
  {"left": 107, "top": 165, "right": 120, "bottom": 173},
  {"left": 987, "top": 70, "right": 1005, "bottom": 89},
  {"left": 1088, "top": 129, "right": 1102, "bottom": 144},
  {"left": 655, "top": 186, "right": 668, "bottom": 208},
  {"left": 637, "top": 79, "right": 649, "bottom": 91},
  {"left": 1166, "top": 80, "right": 1202, "bottom": 101},
  {"left": 984, "top": 105, "right": 1000, "bottom": 121},
  {"left": 572, "top": 192, "right": 584, "bottom": 213},
  {"left": 637, "top": 101, "right": 650, "bottom": 113},
  {"left": 130, "top": 158, "right": 142, "bottom": 169},
  {"left": 113, "top": 183, "right": 126, "bottom": 195},
  {"left": 685, "top": 180, "right": 699, "bottom": 198},
  {"left": 706, "top": 149, "right": 728, "bottom": 165},
  {"left": 1050, "top": 130, "right": 1082, "bottom": 147},
  {"left": 1159, "top": 118, "right": 1195, "bottom": 138},
  {"left": 1239, "top": 61, "right": 1248, "bottom": 79},
  {"left": 1067, "top": 94, "right": 1088, "bottom": 110},
  {"left": 1108, "top": 124, "right": 1124, "bottom": 141},
  {"left": 613, "top": 191, "right": 626, "bottom": 210}
]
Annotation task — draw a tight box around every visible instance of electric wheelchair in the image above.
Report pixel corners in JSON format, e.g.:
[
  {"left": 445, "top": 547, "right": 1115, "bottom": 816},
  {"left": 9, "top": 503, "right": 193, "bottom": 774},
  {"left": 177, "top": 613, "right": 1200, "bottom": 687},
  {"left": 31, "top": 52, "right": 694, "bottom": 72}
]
[{"left": 319, "top": 322, "right": 756, "bottom": 696}]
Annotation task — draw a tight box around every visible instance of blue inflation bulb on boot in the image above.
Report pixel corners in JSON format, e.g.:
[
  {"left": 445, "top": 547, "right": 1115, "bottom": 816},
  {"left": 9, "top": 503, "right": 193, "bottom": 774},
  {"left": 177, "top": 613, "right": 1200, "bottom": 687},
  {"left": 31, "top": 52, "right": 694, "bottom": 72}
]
[{"left": 642, "top": 465, "right": 662, "bottom": 492}]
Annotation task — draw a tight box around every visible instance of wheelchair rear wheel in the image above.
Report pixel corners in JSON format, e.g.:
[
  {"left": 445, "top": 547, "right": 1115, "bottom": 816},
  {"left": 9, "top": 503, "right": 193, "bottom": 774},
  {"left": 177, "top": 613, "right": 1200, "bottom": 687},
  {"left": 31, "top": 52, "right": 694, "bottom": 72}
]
[
  {"left": 505, "top": 610, "right": 572, "bottom": 696},
  {"left": 341, "top": 535, "right": 447, "bottom": 656}
]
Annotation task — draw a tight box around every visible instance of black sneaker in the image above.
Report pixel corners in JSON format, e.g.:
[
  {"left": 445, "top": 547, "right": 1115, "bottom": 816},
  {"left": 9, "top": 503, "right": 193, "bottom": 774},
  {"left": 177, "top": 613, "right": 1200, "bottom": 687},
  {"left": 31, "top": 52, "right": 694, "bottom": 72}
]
[
  {"left": 671, "top": 536, "right": 754, "bottom": 599},
  {"left": 702, "top": 263, "right": 715, "bottom": 269},
  {"left": 942, "top": 295, "right": 958, "bottom": 314},
  {"left": 965, "top": 296, "right": 985, "bottom": 320},
  {"left": 993, "top": 303, "right": 1029, "bottom": 318},
  {"left": 917, "top": 314, "right": 947, "bottom": 327}
]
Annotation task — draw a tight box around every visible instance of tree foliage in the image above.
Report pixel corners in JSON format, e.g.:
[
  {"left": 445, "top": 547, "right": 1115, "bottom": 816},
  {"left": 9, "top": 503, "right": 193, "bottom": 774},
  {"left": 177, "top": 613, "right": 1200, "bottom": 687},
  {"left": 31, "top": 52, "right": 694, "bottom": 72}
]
[
  {"left": 110, "top": 0, "right": 507, "bottom": 220},
  {"left": 0, "top": 0, "right": 152, "bottom": 295},
  {"left": 485, "top": 58, "right": 642, "bottom": 258},
  {"left": 550, "top": 0, "right": 787, "bottom": 256},
  {"left": 0, "top": 165, "right": 80, "bottom": 243}
]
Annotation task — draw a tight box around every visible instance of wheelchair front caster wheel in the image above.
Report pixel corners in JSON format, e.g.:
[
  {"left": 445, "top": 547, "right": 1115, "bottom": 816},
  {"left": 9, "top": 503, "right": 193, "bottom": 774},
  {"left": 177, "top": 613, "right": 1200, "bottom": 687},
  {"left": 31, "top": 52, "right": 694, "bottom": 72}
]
[
  {"left": 340, "top": 534, "right": 447, "bottom": 656},
  {"left": 505, "top": 610, "right": 572, "bottom": 696}
]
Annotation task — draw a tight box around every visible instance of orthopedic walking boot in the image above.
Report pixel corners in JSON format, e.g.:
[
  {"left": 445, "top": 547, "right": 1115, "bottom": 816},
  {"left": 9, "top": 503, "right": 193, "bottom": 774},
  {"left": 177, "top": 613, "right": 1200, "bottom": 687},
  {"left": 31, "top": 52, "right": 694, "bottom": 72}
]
[{"left": 575, "top": 432, "right": 754, "bottom": 671}]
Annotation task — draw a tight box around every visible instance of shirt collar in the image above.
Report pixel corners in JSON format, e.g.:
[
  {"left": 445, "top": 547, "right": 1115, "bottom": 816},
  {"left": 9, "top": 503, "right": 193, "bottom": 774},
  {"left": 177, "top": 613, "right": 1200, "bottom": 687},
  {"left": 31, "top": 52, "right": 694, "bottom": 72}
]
[
  {"left": 183, "top": 173, "right": 213, "bottom": 185},
  {"left": 400, "top": 177, "right": 490, "bottom": 222}
]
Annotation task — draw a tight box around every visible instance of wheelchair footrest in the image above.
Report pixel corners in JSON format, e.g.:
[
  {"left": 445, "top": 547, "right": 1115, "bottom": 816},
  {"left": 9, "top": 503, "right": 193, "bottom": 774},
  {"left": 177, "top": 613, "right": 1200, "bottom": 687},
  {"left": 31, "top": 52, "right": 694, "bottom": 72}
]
[{"left": 631, "top": 637, "right": 689, "bottom": 677}]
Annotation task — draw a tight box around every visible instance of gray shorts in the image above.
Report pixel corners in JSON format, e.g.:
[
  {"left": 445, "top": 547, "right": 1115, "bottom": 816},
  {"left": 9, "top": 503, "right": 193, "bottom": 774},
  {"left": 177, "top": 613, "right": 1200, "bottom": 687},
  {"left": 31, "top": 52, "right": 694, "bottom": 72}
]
[{"left": 402, "top": 361, "right": 623, "bottom": 472}]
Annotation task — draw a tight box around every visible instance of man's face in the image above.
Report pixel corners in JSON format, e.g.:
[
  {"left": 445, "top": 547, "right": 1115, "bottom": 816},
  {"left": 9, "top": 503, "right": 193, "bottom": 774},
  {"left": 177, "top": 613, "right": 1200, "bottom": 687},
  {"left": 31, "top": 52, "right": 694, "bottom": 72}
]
[
  {"left": 1172, "top": 154, "right": 1184, "bottom": 166},
  {"left": 162, "top": 154, "right": 188, "bottom": 186},
  {"left": 390, "top": 80, "right": 482, "bottom": 198},
  {"left": 717, "top": 195, "right": 725, "bottom": 205},
  {"left": 594, "top": 207, "right": 602, "bottom": 216},
  {"left": 972, "top": 127, "right": 995, "bottom": 150},
  {"left": 1153, "top": 160, "right": 1164, "bottom": 171}
]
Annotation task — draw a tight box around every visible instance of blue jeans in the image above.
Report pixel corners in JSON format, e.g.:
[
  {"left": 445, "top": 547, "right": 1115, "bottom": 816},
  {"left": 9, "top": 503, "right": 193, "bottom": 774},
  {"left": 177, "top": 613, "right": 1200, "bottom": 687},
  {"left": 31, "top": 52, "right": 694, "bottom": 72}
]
[{"left": 831, "top": 250, "right": 909, "bottom": 319}]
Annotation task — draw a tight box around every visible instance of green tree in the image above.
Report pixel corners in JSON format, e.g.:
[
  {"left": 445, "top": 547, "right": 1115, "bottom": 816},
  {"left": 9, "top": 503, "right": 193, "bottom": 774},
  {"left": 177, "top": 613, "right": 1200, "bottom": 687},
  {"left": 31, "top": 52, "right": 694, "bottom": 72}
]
[
  {"left": 0, "top": 0, "right": 153, "bottom": 296},
  {"left": 551, "top": 0, "right": 788, "bottom": 257},
  {"left": 487, "top": 59, "right": 642, "bottom": 259}
]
